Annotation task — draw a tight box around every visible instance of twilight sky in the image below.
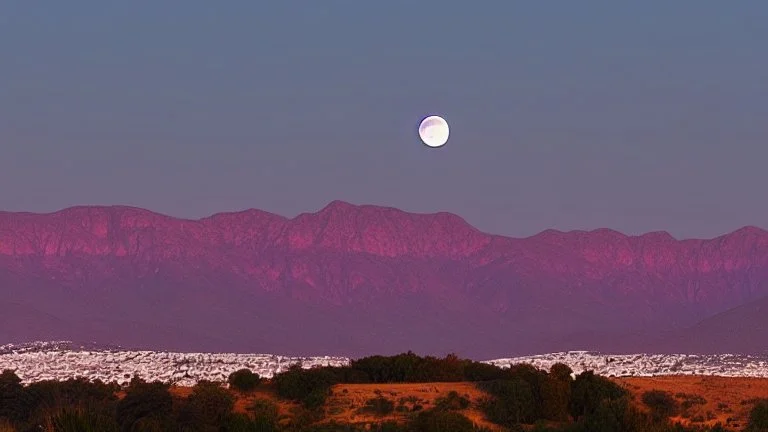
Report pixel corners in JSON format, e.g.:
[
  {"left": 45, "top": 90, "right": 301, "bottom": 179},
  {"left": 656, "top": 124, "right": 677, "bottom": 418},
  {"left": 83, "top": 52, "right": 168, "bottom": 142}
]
[{"left": 2, "top": 1, "right": 767, "bottom": 239}]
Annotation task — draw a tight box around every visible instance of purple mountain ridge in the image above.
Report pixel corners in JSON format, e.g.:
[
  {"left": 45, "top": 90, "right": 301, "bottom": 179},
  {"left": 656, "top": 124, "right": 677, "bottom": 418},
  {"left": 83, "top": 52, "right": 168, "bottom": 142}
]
[{"left": 1, "top": 201, "right": 767, "bottom": 358}]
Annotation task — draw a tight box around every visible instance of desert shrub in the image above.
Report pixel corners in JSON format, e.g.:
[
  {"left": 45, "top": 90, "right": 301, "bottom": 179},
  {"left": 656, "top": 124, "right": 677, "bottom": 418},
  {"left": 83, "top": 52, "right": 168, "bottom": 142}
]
[
  {"left": 569, "top": 371, "right": 627, "bottom": 420},
  {"left": 434, "top": 391, "right": 470, "bottom": 411},
  {"left": 550, "top": 363, "right": 574, "bottom": 383},
  {"left": 746, "top": 399, "right": 768, "bottom": 432},
  {"left": 115, "top": 377, "right": 173, "bottom": 432},
  {"left": 19, "top": 378, "right": 118, "bottom": 430},
  {"left": 359, "top": 396, "right": 395, "bottom": 416},
  {"left": 642, "top": 390, "right": 679, "bottom": 421},
  {"left": 463, "top": 361, "right": 507, "bottom": 381},
  {"left": 176, "top": 380, "right": 235, "bottom": 431},
  {"left": 24, "top": 378, "right": 117, "bottom": 415},
  {"left": 46, "top": 405, "right": 119, "bottom": 432},
  {"left": 220, "top": 413, "right": 274, "bottom": 432},
  {"left": 248, "top": 398, "right": 279, "bottom": 429},
  {"left": 541, "top": 376, "right": 571, "bottom": 421},
  {"left": 273, "top": 366, "right": 338, "bottom": 409},
  {"left": 348, "top": 352, "right": 461, "bottom": 383},
  {"left": 0, "top": 370, "right": 25, "bottom": 423},
  {"left": 505, "top": 363, "right": 553, "bottom": 420},
  {"left": 347, "top": 352, "right": 495, "bottom": 383},
  {"left": 679, "top": 394, "right": 707, "bottom": 411},
  {"left": 573, "top": 396, "right": 647, "bottom": 432},
  {"left": 409, "top": 409, "right": 476, "bottom": 432},
  {"left": 228, "top": 369, "right": 261, "bottom": 392}
]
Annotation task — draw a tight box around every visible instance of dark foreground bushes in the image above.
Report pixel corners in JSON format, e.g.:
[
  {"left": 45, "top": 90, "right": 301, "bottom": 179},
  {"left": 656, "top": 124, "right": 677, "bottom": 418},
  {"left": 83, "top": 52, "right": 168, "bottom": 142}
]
[
  {"left": 0, "top": 352, "right": 747, "bottom": 432},
  {"left": 228, "top": 369, "right": 262, "bottom": 392}
]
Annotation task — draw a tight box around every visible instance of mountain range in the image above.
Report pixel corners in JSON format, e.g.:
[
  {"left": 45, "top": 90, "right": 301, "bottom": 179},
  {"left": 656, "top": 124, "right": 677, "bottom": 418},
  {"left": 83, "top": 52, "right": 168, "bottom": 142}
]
[{"left": 1, "top": 201, "right": 767, "bottom": 359}]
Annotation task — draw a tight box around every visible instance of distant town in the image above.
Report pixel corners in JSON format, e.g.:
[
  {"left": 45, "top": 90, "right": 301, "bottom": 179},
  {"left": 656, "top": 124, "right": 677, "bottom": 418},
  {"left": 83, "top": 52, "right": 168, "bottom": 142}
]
[{"left": 3, "top": 341, "right": 768, "bottom": 386}]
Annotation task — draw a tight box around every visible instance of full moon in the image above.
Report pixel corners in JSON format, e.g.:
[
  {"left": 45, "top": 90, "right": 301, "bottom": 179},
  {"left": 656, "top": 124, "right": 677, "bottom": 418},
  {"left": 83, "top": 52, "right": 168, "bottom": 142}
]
[{"left": 418, "top": 115, "right": 450, "bottom": 148}]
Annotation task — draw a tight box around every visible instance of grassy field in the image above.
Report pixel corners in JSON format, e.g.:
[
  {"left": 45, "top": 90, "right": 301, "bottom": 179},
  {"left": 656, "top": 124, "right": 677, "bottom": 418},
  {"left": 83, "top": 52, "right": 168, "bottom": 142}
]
[{"left": 615, "top": 375, "right": 768, "bottom": 431}]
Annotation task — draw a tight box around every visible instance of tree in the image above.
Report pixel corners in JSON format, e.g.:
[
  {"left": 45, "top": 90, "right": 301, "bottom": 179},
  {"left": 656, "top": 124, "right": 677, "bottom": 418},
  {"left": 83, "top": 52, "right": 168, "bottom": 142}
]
[
  {"left": 480, "top": 378, "right": 536, "bottom": 425},
  {"left": 463, "top": 362, "right": 506, "bottom": 381},
  {"left": 550, "top": 363, "right": 574, "bottom": 383},
  {"left": 569, "top": 371, "right": 626, "bottom": 420},
  {"left": 228, "top": 369, "right": 261, "bottom": 392},
  {"left": 540, "top": 376, "right": 571, "bottom": 421}
]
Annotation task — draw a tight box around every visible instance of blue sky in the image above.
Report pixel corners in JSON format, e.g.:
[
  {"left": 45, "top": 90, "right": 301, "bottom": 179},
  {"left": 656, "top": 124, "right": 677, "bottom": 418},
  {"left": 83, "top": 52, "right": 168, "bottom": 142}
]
[{"left": 2, "top": 1, "right": 767, "bottom": 238}]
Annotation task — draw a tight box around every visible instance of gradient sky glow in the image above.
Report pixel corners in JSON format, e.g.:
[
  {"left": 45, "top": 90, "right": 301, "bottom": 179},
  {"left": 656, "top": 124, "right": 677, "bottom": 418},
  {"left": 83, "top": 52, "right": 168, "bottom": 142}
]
[{"left": 2, "top": 1, "right": 767, "bottom": 238}]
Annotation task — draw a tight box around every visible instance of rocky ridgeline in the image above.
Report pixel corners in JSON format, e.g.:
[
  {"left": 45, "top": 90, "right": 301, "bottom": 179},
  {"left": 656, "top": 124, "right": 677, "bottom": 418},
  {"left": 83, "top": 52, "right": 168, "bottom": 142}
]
[{"left": 2, "top": 343, "right": 768, "bottom": 386}]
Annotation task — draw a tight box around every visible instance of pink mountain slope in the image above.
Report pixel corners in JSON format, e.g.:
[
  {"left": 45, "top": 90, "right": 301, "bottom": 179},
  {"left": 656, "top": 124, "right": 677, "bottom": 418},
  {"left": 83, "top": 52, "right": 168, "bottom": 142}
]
[{"left": 1, "top": 201, "right": 767, "bottom": 358}]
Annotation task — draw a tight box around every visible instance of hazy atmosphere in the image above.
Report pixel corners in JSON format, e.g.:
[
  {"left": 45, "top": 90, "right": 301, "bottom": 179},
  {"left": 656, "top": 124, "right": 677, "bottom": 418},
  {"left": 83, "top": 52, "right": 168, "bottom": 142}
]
[{"left": 2, "top": 1, "right": 767, "bottom": 238}]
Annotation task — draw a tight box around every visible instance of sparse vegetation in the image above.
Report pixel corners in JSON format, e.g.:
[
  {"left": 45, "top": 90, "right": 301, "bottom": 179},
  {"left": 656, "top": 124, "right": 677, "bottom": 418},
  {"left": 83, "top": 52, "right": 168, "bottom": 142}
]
[
  {"left": 359, "top": 396, "right": 395, "bottom": 416},
  {"left": 434, "top": 390, "right": 470, "bottom": 411},
  {"left": 228, "top": 368, "right": 262, "bottom": 392},
  {"left": 0, "top": 357, "right": 752, "bottom": 431},
  {"left": 642, "top": 390, "right": 679, "bottom": 420}
]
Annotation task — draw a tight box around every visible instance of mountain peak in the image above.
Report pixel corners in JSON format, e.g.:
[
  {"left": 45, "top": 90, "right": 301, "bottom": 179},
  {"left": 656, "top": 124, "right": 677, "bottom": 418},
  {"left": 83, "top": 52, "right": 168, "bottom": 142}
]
[{"left": 318, "top": 200, "right": 357, "bottom": 213}]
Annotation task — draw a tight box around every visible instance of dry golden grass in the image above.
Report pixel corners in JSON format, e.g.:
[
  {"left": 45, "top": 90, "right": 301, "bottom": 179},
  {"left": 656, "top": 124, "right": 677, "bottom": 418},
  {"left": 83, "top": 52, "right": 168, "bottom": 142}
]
[
  {"left": 322, "top": 382, "right": 502, "bottom": 430},
  {"left": 167, "top": 385, "right": 298, "bottom": 418},
  {"left": 615, "top": 375, "right": 768, "bottom": 431},
  {"left": 110, "top": 375, "right": 768, "bottom": 431}
]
